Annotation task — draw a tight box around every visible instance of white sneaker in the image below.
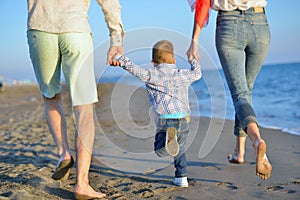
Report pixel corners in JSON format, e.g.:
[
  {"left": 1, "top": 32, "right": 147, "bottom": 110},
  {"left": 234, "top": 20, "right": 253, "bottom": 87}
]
[{"left": 173, "top": 177, "right": 188, "bottom": 187}]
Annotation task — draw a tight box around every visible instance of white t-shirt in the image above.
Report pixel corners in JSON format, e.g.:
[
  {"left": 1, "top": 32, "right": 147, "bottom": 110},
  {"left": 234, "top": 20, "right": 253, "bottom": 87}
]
[{"left": 211, "top": 0, "right": 267, "bottom": 11}]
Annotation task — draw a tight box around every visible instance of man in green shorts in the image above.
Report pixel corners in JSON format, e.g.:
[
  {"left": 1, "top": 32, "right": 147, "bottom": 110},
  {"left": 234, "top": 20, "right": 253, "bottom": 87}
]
[{"left": 27, "top": 0, "right": 124, "bottom": 199}]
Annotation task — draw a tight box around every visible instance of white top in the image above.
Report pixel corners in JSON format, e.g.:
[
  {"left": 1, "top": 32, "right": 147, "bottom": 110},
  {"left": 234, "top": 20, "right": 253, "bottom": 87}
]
[
  {"left": 27, "top": 0, "right": 124, "bottom": 46},
  {"left": 211, "top": 0, "right": 267, "bottom": 11}
]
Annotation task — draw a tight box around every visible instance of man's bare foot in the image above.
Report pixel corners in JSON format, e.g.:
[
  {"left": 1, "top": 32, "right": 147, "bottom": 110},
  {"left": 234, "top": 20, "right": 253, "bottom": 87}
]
[
  {"left": 256, "top": 141, "right": 272, "bottom": 180},
  {"left": 74, "top": 184, "right": 106, "bottom": 199}
]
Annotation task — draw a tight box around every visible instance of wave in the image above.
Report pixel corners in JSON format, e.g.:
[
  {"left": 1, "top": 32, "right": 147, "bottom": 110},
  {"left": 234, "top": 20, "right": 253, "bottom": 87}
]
[
  {"left": 281, "top": 128, "right": 300, "bottom": 136},
  {"left": 247, "top": 123, "right": 300, "bottom": 136}
]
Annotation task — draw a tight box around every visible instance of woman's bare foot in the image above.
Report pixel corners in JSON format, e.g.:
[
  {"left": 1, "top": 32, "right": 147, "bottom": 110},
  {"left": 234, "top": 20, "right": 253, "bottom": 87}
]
[
  {"left": 74, "top": 184, "right": 106, "bottom": 199},
  {"left": 227, "top": 152, "right": 244, "bottom": 164},
  {"left": 255, "top": 141, "right": 272, "bottom": 180},
  {"left": 228, "top": 136, "right": 246, "bottom": 164}
]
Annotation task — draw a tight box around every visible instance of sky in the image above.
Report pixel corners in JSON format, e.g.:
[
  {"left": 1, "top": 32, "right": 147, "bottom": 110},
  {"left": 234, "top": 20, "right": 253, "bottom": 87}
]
[{"left": 0, "top": 0, "right": 300, "bottom": 81}]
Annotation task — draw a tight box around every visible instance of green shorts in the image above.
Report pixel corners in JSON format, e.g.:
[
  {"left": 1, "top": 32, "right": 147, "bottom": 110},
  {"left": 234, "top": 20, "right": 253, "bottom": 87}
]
[{"left": 27, "top": 30, "right": 98, "bottom": 106}]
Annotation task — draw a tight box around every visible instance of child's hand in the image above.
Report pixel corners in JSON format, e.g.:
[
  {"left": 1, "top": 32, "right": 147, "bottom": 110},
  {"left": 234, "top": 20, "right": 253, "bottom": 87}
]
[
  {"left": 110, "top": 53, "right": 122, "bottom": 67},
  {"left": 110, "top": 53, "right": 124, "bottom": 67},
  {"left": 110, "top": 59, "right": 121, "bottom": 67},
  {"left": 107, "top": 46, "right": 123, "bottom": 66}
]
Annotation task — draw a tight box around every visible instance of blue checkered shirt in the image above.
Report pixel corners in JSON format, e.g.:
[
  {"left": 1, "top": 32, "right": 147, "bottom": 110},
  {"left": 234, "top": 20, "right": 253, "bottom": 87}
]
[{"left": 116, "top": 54, "right": 202, "bottom": 119}]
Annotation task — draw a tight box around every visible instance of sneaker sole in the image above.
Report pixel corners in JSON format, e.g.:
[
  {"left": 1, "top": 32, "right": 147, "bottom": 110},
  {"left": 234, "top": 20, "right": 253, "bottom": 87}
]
[{"left": 166, "top": 127, "right": 179, "bottom": 157}]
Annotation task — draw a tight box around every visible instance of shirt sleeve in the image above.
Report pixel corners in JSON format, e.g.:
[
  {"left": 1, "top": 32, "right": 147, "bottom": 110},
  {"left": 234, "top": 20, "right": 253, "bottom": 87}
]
[
  {"left": 96, "top": 0, "right": 124, "bottom": 46},
  {"left": 115, "top": 54, "right": 151, "bottom": 82},
  {"left": 195, "top": 0, "right": 211, "bottom": 28},
  {"left": 182, "top": 59, "right": 202, "bottom": 82}
]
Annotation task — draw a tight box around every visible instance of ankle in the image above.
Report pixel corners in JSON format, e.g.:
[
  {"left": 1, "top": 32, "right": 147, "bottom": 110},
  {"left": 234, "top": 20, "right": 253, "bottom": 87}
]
[
  {"left": 74, "top": 182, "right": 89, "bottom": 193},
  {"left": 58, "top": 151, "right": 72, "bottom": 161},
  {"left": 234, "top": 148, "right": 245, "bottom": 156},
  {"left": 76, "top": 175, "right": 90, "bottom": 189},
  {"left": 253, "top": 139, "right": 265, "bottom": 149}
]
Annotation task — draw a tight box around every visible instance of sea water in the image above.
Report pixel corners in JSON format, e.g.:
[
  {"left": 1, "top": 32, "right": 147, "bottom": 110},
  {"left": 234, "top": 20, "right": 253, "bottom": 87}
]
[
  {"left": 99, "top": 62, "right": 300, "bottom": 136},
  {"left": 190, "top": 62, "right": 300, "bottom": 136}
]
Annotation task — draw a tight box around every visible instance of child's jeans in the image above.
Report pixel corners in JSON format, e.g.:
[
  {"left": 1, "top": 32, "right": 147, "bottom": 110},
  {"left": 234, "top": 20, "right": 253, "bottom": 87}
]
[{"left": 154, "top": 117, "right": 189, "bottom": 177}]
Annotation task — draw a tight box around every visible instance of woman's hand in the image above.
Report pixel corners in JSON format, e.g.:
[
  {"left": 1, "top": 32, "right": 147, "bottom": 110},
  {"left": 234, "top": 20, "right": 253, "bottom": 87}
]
[{"left": 186, "top": 40, "right": 200, "bottom": 62}]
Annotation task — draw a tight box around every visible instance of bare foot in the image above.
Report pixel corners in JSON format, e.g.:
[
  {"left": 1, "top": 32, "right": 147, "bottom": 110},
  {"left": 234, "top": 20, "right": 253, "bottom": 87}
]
[
  {"left": 227, "top": 152, "right": 244, "bottom": 164},
  {"left": 256, "top": 141, "right": 272, "bottom": 180},
  {"left": 74, "top": 184, "right": 106, "bottom": 199}
]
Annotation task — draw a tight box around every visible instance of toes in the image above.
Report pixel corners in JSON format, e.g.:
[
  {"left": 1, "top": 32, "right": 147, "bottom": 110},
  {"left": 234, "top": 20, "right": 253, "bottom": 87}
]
[{"left": 256, "top": 171, "right": 271, "bottom": 180}]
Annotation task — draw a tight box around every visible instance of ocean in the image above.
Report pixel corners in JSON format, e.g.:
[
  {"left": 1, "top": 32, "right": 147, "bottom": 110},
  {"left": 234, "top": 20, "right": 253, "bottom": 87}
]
[
  {"left": 191, "top": 62, "right": 300, "bottom": 136},
  {"left": 99, "top": 62, "right": 300, "bottom": 136}
]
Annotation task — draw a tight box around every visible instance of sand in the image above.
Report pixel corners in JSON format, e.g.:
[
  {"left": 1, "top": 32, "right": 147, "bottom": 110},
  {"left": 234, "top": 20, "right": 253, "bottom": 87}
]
[{"left": 0, "top": 84, "right": 299, "bottom": 200}]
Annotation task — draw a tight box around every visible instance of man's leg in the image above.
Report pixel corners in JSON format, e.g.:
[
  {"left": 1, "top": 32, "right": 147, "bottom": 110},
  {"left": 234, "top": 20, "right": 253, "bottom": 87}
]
[
  {"left": 44, "top": 93, "right": 74, "bottom": 180},
  {"left": 73, "top": 104, "right": 106, "bottom": 199},
  {"left": 59, "top": 32, "right": 104, "bottom": 198},
  {"left": 44, "top": 93, "right": 71, "bottom": 158}
]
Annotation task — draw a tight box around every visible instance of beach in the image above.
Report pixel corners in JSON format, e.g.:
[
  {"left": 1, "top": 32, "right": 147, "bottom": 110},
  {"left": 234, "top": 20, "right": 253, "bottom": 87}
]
[{"left": 0, "top": 84, "right": 299, "bottom": 200}]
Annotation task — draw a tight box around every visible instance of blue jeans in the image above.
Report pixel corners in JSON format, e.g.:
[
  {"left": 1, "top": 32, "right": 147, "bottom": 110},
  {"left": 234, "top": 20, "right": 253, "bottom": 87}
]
[
  {"left": 154, "top": 118, "right": 189, "bottom": 177},
  {"left": 215, "top": 8, "right": 270, "bottom": 137}
]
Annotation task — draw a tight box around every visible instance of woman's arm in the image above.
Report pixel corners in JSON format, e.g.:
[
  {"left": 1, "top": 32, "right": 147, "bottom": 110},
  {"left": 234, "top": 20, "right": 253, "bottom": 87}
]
[{"left": 186, "top": 0, "right": 210, "bottom": 61}]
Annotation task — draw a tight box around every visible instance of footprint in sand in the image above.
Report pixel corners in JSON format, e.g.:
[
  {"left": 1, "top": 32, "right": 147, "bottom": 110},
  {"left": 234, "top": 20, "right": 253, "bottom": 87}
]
[
  {"left": 266, "top": 185, "right": 284, "bottom": 191},
  {"left": 266, "top": 185, "right": 297, "bottom": 194},
  {"left": 133, "top": 188, "right": 154, "bottom": 198},
  {"left": 202, "top": 165, "right": 221, "bottom": 171},
  {"left": 217, "top": 182, "right": 238, "bottom": 190}
]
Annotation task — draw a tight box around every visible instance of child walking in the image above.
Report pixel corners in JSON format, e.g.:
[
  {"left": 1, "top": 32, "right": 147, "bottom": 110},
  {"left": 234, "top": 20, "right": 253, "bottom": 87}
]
[{"left": 114, "top": 40, "right": 202, "bottom": 187}]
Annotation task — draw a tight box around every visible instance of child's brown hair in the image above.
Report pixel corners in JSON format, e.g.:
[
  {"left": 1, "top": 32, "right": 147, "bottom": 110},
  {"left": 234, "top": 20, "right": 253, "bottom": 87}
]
[{"left": 152, "top": 40, "right": 175, "bottom": 64}]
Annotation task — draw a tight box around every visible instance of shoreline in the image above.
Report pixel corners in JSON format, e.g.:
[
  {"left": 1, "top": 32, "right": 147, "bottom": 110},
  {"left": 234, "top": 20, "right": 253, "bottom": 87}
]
[{"left": 0, "top": 84, "right": 299, "bottom": 199}]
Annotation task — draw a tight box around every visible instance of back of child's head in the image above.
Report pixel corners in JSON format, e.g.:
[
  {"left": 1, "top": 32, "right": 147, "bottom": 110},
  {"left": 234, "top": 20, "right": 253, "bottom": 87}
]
[{"left": 152, "top": 40, "right": 174, "bottom": 64}]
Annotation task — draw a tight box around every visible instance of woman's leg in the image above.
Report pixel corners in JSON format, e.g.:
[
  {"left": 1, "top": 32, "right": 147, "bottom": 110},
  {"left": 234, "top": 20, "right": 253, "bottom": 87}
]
[
  {"left": 244, "top": 11, "right": 272, "bottom": 180},
  {"left": 215, "top": 11, "right": 252, "bottom": 164},
  {"left": 216, "top": 10, "right": 272, "bottom": 179}
]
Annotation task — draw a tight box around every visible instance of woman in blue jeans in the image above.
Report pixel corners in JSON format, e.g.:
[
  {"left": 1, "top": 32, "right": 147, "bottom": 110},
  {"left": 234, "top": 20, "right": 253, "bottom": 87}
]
[{"left": 187, "top": 0, "right": 272, "bottom": 180}]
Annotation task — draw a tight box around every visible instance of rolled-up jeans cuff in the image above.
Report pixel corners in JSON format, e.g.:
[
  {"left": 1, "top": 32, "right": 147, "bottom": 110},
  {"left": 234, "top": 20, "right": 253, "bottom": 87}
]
[
  {"left": 242, "top": 116, "right": 258, "bottom": 131},
  {"left": 234, "top": 127, "right": 248, "bottom": 137},
  {"left": 175, "top": 174, "right": 187, "bottom": 178}
]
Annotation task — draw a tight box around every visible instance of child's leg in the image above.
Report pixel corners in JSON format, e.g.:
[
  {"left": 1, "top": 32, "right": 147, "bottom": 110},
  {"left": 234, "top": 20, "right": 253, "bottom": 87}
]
[
  {"left": 154, "top": 119, "right": 180, "bottom": 157},
  {"left": 154, "top": 131, "right": 169, "bottom": 157},
  {"left": 174, "top": 130, "right": 188, "bottom": 177},
  {"left": 174, "top": 153, "right": 187, "bottom": 177}
]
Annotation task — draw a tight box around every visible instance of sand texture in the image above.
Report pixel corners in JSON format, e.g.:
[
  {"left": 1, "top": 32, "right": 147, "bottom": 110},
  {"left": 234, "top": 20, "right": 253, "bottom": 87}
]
[{"left": 0, "top": 84, "right": 299, "bottom": 200}]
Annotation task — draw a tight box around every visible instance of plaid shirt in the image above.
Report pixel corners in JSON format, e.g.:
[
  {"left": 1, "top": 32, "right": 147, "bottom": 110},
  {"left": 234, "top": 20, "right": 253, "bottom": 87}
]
[{"left": 116, "top": 54, "right": 202, "bottom": 119}]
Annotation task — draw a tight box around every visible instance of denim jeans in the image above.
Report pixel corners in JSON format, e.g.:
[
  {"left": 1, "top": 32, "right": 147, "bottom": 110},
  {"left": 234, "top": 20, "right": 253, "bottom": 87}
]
[
  {"left": 154, "top": 117, "right": 189, "bottom": 177},
  {"left": 215, "top": 8, "right": 270, "bottom": 137}
]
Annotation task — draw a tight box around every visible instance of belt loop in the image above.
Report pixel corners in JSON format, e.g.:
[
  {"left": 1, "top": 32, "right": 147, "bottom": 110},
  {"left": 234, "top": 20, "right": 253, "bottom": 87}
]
[
  {"left": 159, "top": 118, "right": 163, "bottom": 126},
  {"left": 178, "top": 118, "right": 181, "bottom": 130},
  {"left": 254, "top": 7, "right": 264, "bottom": 13},
  {"left": 185, "top": 116, "right": 190, "bottom": 123}
]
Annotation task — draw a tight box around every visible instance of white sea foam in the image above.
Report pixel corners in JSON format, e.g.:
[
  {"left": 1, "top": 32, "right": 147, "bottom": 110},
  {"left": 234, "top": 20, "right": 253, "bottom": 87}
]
[{"left": 281, "top": 128, "right": 300, "bottom": 136}]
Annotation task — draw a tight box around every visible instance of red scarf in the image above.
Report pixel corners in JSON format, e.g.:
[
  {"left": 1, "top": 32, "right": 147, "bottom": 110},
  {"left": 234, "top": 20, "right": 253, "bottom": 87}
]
[{"left": 195, "top": 0, "right": 211, "bottom": 28}]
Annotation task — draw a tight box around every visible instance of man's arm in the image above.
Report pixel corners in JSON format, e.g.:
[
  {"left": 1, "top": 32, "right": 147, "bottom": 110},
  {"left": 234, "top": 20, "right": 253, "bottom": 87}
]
[
  {"left": 97, "top": 0, "right": 125, "bottom": 65},
  {"left": 114, "top": 54, "right": 151, "bottom": 82}
]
